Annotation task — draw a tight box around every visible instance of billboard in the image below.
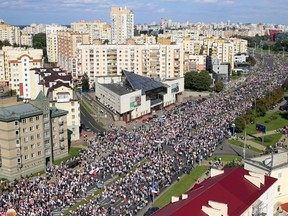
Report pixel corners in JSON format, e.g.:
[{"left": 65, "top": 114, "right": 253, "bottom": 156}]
[
  {"left": 171, "top": 83, "right": 179, "bottom": 93},
  {"left": 130, "top": 95, "right": 141, "bottom": 108},
  {"left": 256, "top": 123, "right": 266, "bottom": 133}
]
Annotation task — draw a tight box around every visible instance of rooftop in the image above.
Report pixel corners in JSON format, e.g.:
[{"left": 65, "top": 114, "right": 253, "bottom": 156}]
[
  {"left": 102, "top": 83, "right": 134, "bottom": 96},
  {"left": 152, "top": 168, "right": 277, "bottom": 216}
]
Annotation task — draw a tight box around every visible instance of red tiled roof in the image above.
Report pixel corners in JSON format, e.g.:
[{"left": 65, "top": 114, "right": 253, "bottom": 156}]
[
  {"left": 281, "top": 203, "right": 288, "bottom": 212},
  {"left": 152, "top": 168, "right": 277, "bottom": 216}
]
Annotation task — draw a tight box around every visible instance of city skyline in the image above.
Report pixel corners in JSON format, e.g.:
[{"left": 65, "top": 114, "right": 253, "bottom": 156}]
[{"left": 1, "top": 0, "right": 288, "bottom": 26}]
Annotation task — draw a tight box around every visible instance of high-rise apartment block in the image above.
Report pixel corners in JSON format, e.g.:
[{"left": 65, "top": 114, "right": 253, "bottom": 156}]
[
  {"left": 0, "top": 46, "right": 44, "bottom": 99},
  {"left": 71, "top": 20, "right": 111, "bottom": 44},
  {"left": 0, "top": 20, "right": 21, "bottom": 45},
  {"left": 76, "top": 44, "right": 184, "bottom": 83},
  {"left": 57, "top": 31, "right": 90, "bottom": 76},
  {"left": 110, "top": 6, "right": 134, "bottom": 44},
  {"left": 0, "top": 93, "right": 68, "bottom": 180},
  {"left": 46, "top": 24, "right": 68, "bottom": 63}
]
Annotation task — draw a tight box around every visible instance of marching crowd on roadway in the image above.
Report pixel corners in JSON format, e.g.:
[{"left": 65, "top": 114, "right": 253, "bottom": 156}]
[{"left": 0, "top": 56, "right": 287, "bottom": 216}]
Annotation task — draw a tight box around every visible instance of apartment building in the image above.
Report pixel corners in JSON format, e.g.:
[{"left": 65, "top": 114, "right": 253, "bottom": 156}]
[
  {"left": 0, "top": 20, "right": 21, "bottom": 45},
  {"left": 46, "top": 24, "right": 69, "bottom": 63},
  {"left": 20, "top": 34, "right": 33, "bottom": 47},
  {"left": 71, "top": 19, "right": 111, "bottom": 44},
  {"left": 0, "top": 93, "right": 68, "bottom": 180},
  {"left": 110, "top": 6, "right": 134, "bottom": 44},
  {"left": 76, "top": 43, "right": 184, "bottom": 83},
  {"left": 244, "top": 151, "right": 288, "bottom": 214},
  {"left": 57, "top": 31, "right": 90, "bottom": 76},
  {"left": 0, "top": 46, "right": 43, "bottom": 99},
  {"left": 33, "top": 67, "right": 80, "bottom": 141}
]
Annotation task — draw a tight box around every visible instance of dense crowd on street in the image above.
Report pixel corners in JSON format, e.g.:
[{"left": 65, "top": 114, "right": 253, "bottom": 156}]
[{"left": 0, "top": 57, "right": 287, "bottom": 216}]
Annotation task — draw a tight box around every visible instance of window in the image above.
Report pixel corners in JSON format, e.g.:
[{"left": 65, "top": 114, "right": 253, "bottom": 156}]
[
  {"left": 37, "top": 134, "right": 41, "bottom": 139},
  {"left": 71, "top": 108, "right": 75, "bottom": 112},
  {"left": 31, "top": 144, "right": 36, "bottom": 149},
  {"left": 22, "top": 119, "right": 27, "bottom": 123},
  {"left": 278, "top": 185, "right": 281, "bottom": 192},
  {"left": 30, "top": 126, "right": 34, "bottom": 131},
  {"left": 36, "top": 125, "right": 40, "bottom": 130},
  {"left": 31, "top": 153, "right": 36, "bottom": 158},
  {"left": 38, "top": 151, "right": 41, "bottom": 156},
  {"left": 15, "top": 121, "right": 18, "bottom": 126},
  {"left": 29, "top": 117, "right": 33, "bottom": 122},
  {"left": 37, "top": 142, "right": 41, "bottom": 148},
  {"left": 24, "top": 137, "right": 29, "bottom": 142},
  {"left": 30, "top": 135, "right": 34, "bottom": 141},
  {"left": 36, "top": 116, "right": 39, "bottom": 120},
  {"left": 24, "top": 155, "right": 29, "bottom": 160},
  {"left": 24, "top": 146, "right": 28, "bottom": 151}
]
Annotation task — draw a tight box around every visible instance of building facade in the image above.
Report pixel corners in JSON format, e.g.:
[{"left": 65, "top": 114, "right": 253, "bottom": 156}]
[
  {"left": 0, "top": 20, "right": 21, "bottom": 45},
  {"left": 76, "top": 43, "right": 184, "bottom": 82},
  {"left": 0, "top": 93, "right": 68, "bottom": 180},
  {"left": 95, "top": 70, "right": 184, "bottom": 122},
  {"left": 46, "top": 24, "right": 69, "bottom": 63},
  {"left": 71, "top": 19, "right": 111, "bottom": 44},
  {"left": 244, "top": 151, "right": 288, "bottom": 214},
  {"left": 110, "top": 6, "right": 134, "bottom": 44},
  {"left": 34, "top": 67, "right": 80, "bottom": 141},
  {"left": 0, "top": 46, "right": 43, "bottom": 99},
  {"left": 57, "top": 31, "right": 90, "bottom": 76}
]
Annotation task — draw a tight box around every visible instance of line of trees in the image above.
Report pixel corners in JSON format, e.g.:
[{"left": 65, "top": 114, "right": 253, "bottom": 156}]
[{"left": 234, "top": 78, "right": 288, "bottom": 133}]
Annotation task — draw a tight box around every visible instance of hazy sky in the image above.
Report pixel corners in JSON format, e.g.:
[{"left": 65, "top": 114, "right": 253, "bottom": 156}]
[{"left": 1, "top": 0, "right": 288, "bottom": 25}]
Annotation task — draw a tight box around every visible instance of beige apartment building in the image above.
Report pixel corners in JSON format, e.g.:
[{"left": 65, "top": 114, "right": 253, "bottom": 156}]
[
  {"left": 0, "top": 20, "right": 21, "bottom": 45},
  {"left": 0, "top": 46, "right": 43, "bottom": 99},
  {"left": 20, "top": 34, "right": 33, "bottom": 47},
  {"left": 0, "top": 93, "right": 68, "bottom": 180},
  {"left": 110, "top": 6, "right": 134, "bottom": 44},
  {"left": 33, "top": 67, "right": 80, "bottom": 141},
  {"left": 71, "top": 19, "right": 111, "bottom": 44},
  {"left": 76, "top": 43, "right": 184, "bottom": 83},
  {"left": 57, "top": 31, "right": 90, "bottom": 77}
]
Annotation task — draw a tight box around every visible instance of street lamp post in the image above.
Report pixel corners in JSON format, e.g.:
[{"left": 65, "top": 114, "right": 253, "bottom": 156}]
[{"left": 231, "top": 123, "right": 236, "bottom": 137}]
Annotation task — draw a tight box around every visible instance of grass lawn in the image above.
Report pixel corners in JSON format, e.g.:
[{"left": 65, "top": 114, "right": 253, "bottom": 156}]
[
  {"left": 208, "top": 155, "right": 242, "bottom": 162},
  {"left": 228, "top": 139, "right": 263, "bottom": 153},
  {"left": 152, "top": 166, "right": 209, "bottom": 208},
  {"left": 80, "top": 100, "right": 95, "bottom": 115},
  {"left": 239, "top": 112, "right": 287, "bottom": 135},
  {"left": 54, "top": 147, "right": 82, "bottom": 165},
  {"left": 251, "top": 133, "right": 283, "bottom": 147}
]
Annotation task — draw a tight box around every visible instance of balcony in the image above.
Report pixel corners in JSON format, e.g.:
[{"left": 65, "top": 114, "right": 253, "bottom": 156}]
[
  {"left": 59, "top": 136, "right": 64, "bottom": 141},
  {"left": 59, "top": 128, "right": 64, "bottom": 133}
]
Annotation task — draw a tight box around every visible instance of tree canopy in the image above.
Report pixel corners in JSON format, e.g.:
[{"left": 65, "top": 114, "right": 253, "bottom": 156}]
[
  {"left": 0, "top": 40, "right": 11, "bottom": 49},
  {"left": 215, "top": 80, "right": 224, "bottom": 92},
  {"left": 81, "top": 73, "right": 90, "bottom": 91},
  {"left": 184, "top": 70, "right": 212, "bottom": 91}
]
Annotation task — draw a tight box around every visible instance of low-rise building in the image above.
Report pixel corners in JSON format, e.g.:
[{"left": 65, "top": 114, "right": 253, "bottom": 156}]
[{"left": 95, "top": 70, "right": 184, "bottom": 122}]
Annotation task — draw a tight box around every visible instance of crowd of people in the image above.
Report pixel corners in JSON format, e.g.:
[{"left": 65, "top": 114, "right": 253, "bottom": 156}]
[{"left": 0, "top": 57, "right": 287, "bottom": 216}]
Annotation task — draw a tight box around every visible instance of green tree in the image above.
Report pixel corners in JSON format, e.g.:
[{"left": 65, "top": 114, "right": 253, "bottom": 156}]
[
  {"left": 215, "top": 80, "right": 224, "bottom": 92},
  {"left": 81, "top": 73, "right": 89, "bottom": 91},
  {"left": 254, "top": 98, "right": 268, "bottom": 116},
  {"left": 103, "top": 39, "right": 109, "bottom": 45},
  {"left": 247, "top": 56, "right": 256, "bottom": 66},
  {"left": 243, "top": 109, "right": 256, "bottom": 124},
  {"left": 184, "top": 70, "right": 212, "bottom": 91},
  {"left": 282, "top": 78, "right": 288, "bottom": 91},
  {"left": 184, "top": 71, "right": 197, "bottom": 89},
  {"left": 32, "top": 33, "right": 47, "bottom": 60},
  {"left": 235, "top": 116, "right": 246, "bottom": 133}
]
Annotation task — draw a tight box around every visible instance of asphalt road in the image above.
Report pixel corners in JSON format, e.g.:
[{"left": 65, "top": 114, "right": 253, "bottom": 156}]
[{"left": 80, "top": 104, "right": 105, "bottom": 133}]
